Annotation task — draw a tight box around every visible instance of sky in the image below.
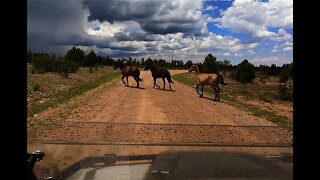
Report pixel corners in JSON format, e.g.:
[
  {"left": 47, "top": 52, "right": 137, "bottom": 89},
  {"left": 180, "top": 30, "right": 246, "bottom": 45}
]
[{"left": 27, "top": 0, "right": 293, "bottom": 66}]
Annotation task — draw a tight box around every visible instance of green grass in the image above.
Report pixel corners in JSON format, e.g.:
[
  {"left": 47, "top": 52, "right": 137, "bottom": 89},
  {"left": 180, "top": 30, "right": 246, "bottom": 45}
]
[
  {"left": 27, "top": 70, "right": 121, "bottom": 117},
  {"left": 173, "top": 73, "right": 291, "bottom": 127}
]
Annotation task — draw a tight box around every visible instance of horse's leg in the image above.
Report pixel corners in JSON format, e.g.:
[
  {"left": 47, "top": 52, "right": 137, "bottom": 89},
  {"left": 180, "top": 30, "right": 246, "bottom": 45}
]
[
  {"left": 134, "top": 76, "right": 140, "bottom": 88},
  {"left": 212, "top": 87, "right": 217, "bottom": 101},
  {"left": 162, "top": 78, "right": 166, "bottom": 90},
  {"left": 168, "top": 81, "right": 172, "bottom": 91},
  {"left": 126, "top": 76, "right": 129, "bottom": 86},
  {"left": 201, "top": 85, "right": 204, "bottom": 97},
  {"left": 153, "top": 77, "right": 157, "bottom": 88},
  {"left": 121, "top": 75, "right": 126, "bottom": 85},
  {"left": 196, "top": 84, "right": 202, "bottom": 97},
  {"left": 216, "top": 86, "right": 221, "bottom": 101},
  {"left": 166, "top": 76, "right": 173, "bottom": 91}
]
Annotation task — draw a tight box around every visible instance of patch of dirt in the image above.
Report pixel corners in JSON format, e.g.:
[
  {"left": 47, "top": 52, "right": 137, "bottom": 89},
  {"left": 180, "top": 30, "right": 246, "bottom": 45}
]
[{"left": 246, "top": 100, "right": 293, "bottom": 122}]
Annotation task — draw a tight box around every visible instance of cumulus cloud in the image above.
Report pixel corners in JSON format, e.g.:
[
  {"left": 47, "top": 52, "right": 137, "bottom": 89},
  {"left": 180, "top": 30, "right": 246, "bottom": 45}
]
[
  {"left": 250, "top": 56, "right": 293, "bottom": 66},
  {"left": 217, "top": 0, "right": 293, "bottom": 39},
  {"left": 83, "top": 0, "right": 206, "bottom": 35},
  {"left": 27, "top": 0, "right": 293, "bottom": 65},
  {"left": 283, "top": 47, "right": 293, "bottom": 51},
  {"left": 205, "top": 5, "right": 218, "bottom": 11}
]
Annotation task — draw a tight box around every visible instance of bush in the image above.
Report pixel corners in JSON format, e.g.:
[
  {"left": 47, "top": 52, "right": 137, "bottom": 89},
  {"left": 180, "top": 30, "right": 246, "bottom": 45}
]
[
  {"left": 279, "top": 69, "right": 290, "bottom": 83},
  {"left": 277, "top": 83, "right": 293, "bottom": 101},
  {"left": 59, "top": 63, "right": 69, "bottom": 78},
  {"left": 232, "top": 60, "right": 255, "bottom": 83},
  {"left": 32, "top": 83, "right": 40, "bottom": 91},
  {"left": 31, "top": 67, "right": 36, "bottom": 74},
  {"left": 31, "top": 53, "right": 79, "bottom": 74}
]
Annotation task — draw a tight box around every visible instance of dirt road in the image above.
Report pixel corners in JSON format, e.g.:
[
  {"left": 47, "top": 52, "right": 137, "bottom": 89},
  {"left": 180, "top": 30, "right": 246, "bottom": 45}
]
[
  {"left": 28, "top": 70, "right": 292, "bottom": 177},
  {"left": 32, "top": 70, "right": 291, "bottom": 145},
  {"left": 61, "top": 70, "right": 277, "bottom": 125}
]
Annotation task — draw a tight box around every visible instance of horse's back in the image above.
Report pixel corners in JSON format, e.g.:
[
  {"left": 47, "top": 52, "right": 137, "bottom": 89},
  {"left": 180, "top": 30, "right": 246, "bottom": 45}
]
[
  {"left": 197, "top": 74, "right": 218, "bottom": 86},
  {"left": 122, "top": 66, "right": 140, "bottom": 76}
]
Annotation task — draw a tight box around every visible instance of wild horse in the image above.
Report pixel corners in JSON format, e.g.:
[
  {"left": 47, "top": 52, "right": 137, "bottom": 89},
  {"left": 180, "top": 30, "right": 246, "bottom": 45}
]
[
  {"left": 144, "top": 63, "right": 174, "bottom": 91},
  {"left": 188, "top": 64, "right": 227, "bottom": 101},
  {"left": 113, "top": 61, "right": 143, "bottom": 88}
]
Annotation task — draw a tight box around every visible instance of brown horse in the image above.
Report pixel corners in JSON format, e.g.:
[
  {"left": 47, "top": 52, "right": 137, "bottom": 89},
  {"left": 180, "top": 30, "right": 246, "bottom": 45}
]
[
  {"left": 113, "top": 61, "right": 143, "bottom": 88},
  {"left": 188, "top": 64, "right": 227, "bottom": 101}
]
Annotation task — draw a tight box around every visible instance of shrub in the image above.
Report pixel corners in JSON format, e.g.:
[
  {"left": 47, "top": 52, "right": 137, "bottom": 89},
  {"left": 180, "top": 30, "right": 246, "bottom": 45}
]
[
  {"left": 32, "top": 83, "right": 40, "bottom": 91},
  {"left": 277, "top": 83, "right": 293, "bottom": 101},
  {"left": 232, "top": 60, "right": 255, "bottom": 83},
  {"left": 30, "top": 54, "right": 79, "bottom": 75},
  {"left": 59, "top": 63, "right": 69, "bottom": 78},
  {"left": 279, "top": 68, "right": 290, "bottom": 83},
  {"left": 31, "top": 67, "right": 36, "bottom": 74}
]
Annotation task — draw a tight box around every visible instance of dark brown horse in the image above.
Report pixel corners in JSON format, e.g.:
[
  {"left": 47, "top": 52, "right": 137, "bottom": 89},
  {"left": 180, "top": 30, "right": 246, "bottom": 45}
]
[
  {"left": 113, "top": 61, "right": 142, "bottom": 88},
  {"left": 144, "top": 63, "right": 174, "bottom": 91}
]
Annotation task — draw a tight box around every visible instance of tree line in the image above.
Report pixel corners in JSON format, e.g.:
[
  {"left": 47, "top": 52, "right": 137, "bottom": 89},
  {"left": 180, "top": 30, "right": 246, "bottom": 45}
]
[{"left": 27, "top": 47, "right": 293, "bottom": 84}]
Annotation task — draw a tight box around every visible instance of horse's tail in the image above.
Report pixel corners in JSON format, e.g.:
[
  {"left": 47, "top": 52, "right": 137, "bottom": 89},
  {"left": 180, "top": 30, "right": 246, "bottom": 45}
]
[
  {"left": 135, "top": 68, "right": 143, "bottom": 81},
  {"left": 217, "top": 74, "right": 228, "bottom": 86},
  {"left": 167, "top": 72, "right": 174, "bottom": 84}
]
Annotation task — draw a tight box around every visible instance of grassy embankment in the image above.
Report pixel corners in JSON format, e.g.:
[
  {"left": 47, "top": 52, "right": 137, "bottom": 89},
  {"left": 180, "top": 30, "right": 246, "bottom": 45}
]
[{"left": 173, "top": 72, "right": 293, "bottom": 128}]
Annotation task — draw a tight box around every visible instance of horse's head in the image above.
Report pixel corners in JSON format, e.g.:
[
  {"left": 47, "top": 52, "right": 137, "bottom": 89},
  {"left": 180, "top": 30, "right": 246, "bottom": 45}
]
[
  {"left": 113, "top": 62, "right": 119, "bottom": 70},
  {"left": 217, "top": 74, "right": 228, "bottom": 86},
  {"left": 144, "top": 63, "right": 151, "bottom": 71},
  {"left": 113, "top": 61, "right": 124, "bottom": 70},
  {"left": 188, "top": 64, "right": 198, "bottom": 73}
]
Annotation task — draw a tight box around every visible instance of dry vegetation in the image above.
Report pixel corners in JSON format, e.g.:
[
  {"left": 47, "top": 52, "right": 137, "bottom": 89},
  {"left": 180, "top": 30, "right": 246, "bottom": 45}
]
[
  {"left": 173, "top": 73, "right": 293, "bottom": 127},
  {"left": 27, "top": 63, "right": 120, "bottom": 117}
]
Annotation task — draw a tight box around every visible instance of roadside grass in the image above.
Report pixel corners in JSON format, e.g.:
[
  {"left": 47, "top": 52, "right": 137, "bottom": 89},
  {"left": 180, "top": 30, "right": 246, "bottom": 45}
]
[
  {"left": 173, "top": 73, "right": 292, "bottom": 127},
  {"left": 27, "top": 64, "right": 121, "bottom": 117}
]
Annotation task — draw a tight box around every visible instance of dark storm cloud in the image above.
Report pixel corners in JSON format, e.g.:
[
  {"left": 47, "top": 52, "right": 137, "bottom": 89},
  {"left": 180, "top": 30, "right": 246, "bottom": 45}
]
[
  {"left": 83, "top": 0, "right": 163, "bottom": 23},
  {"left": 102, "top": 50, "right": 147, "bottom": 58},
  {"left": 27, "top": 0, "right": 88, "bottom": 54},
  {"left": 140, "top": 22, "right": 197, "bottom": 35},
  {"left": 114, "top": 32, "right": 156, "bottom": 41},
  {"left": 83, "top": 0, "right": 204, "bottom": 35},
  {"left": 51, "top": 34, "right": 97, "bottom": 47},
  {"left": 105, "top": 45, "right": 139, "bottom": 51}
]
